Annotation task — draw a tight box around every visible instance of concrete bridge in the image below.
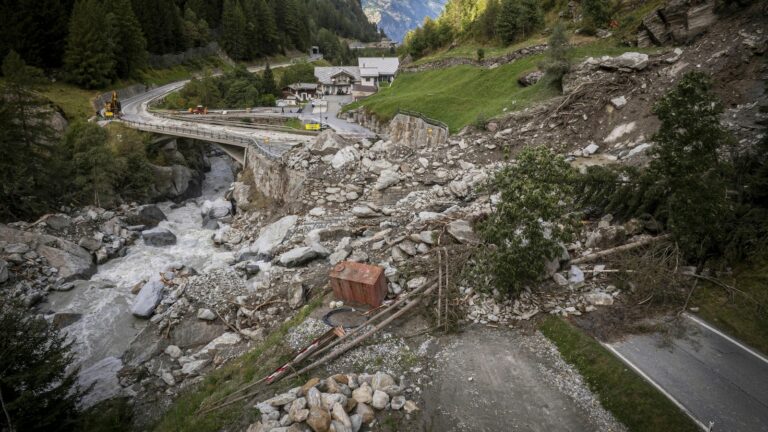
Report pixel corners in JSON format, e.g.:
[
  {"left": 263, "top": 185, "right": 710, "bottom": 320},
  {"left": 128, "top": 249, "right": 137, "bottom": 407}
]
[{"left": 121, "top": 119, "right": 286, "bottom": 165}]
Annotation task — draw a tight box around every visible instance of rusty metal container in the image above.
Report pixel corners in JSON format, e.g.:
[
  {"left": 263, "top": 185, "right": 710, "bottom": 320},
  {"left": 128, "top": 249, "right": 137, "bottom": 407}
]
[{"left": 329, "top": 261, "right": 388, "bottom": 308}]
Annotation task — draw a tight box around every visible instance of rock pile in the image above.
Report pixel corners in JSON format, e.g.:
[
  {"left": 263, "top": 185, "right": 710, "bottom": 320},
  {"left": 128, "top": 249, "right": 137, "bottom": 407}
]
[{"left": 248, "top": 372, "right": 418, "bottom": 432}]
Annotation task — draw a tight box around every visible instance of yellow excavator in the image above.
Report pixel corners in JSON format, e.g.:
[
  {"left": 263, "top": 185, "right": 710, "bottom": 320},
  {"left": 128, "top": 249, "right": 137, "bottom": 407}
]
[{"left": 104, "top": 91, "right": 122, "bottom": 119}]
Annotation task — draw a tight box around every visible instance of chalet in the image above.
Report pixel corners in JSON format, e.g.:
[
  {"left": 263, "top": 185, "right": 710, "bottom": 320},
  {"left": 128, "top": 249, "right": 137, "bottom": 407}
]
[
  {"left": 282, "top": 83, "right": 319, "bottom": 102},
  {"left": 314, "top": 57, "right": 400, "bottom": 97},
  {"left": 358, "top": 57, "right": 400, "bottom": 88},
  {"left": 314, "top": 66, "right": 361, "bottom": 96}
]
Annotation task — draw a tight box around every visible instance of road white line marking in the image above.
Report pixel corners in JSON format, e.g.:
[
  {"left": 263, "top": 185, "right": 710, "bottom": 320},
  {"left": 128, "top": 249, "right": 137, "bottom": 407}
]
[
  {"left": 683, "top": 313, "right": 768, "bottom": 366},
  {"left": 600, "top": 342, "right": 709, "bottom": 431}
]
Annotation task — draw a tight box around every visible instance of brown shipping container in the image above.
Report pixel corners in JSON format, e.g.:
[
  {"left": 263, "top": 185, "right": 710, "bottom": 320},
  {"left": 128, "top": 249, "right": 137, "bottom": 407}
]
[{"left": 329, "top": 261, "right": 388, "bottom": 308}]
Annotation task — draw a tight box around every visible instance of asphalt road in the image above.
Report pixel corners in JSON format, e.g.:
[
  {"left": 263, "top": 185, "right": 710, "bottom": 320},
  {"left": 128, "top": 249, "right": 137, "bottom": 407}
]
[
  {"left": 119, "top": 63, "right": 375, "bottom": 148},
  {"left": 607, "top": 313, "right": 768, "bottom": 432}
]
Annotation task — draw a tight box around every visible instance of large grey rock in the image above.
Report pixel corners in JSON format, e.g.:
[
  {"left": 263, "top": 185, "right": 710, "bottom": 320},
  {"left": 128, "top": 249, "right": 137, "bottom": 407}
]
[
  {"left": 600, "top": 52, "right": 649, "bottom": 71},
  {"left": 331, "top": 146, "right": 360, "bottom": 170},
  {"left": 78, "top": 236, "right": 102, "bottom": 252},
  {"left": 371, "top": 390, "right": 389, "bottom": 409},
  {"left": 78, "top": 356, "right": 124, "bottom": 409},
  {"left": 278, "top": 244, "right": 330, "bottom": 267},
  {"left": 0, "top": 259, "right": 8, "bottom": 283},
  {"left": 230, "top": 182, "right": 252, "bottom": 211},
  {"left": 287, "top": 282, "right": 305, "bottom": 309},
  {"left": 585, "top": 291, "right": 614, "bottom": 306},
  {"left": 126, "top": 204, "right": 166, "bottom": 228},
  {"left": 151, "top": 164, "right": 202, "bottom": 201},
  {"left": 239, "top": 215, "right": 298, "bottom": 261},
  {"left": 181, "top": 358, "right": 209, "bottom": 375},
  {"left": 0, "top": 224, "right": 95, "bottom": 282},
  {"left": 518, "top": 70, "right": 544, "bottom": 87},
  {"left": 371, "top": 372, "right": 395, "bottom": 391},
  {"left": 201, "top": 198, "right": 233, "bottom": 226},
  {"left": 375, "top": 169, "right": 401, "bottom": 191},
  {"left": 447, "top": 220, "right": 479, "bottom": 244},
  {"left": 131, "top": 277, "right": 165, "bottom": 318},
  {"left": 141, "top": 227, "right": 177, "bottom": 246},
  {"left": 309, "top": 130, "right": 349, "bottom": 155}
]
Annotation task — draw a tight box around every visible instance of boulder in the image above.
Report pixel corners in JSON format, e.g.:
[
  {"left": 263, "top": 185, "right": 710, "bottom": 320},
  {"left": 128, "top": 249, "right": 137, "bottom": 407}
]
[
  {"left": 375, "top": 169, "right": 402, "bottom": 191},
  {"left": 43, "top": 214, "right": 72, "bottom": 230},
  {"left": 351, "top": 206, "right": 381, "bottom": 218},
  {"left": 201, "top": 198, "right": 233, "bottom": 226},
  {"left": 447, "top": 220, "right": 479, "bottom": 244},
  {"left": 126, "top": 204, "right": 167, "bottom": 228},
  {"left": 52, "top": 312, "right": 82, "bottom": 329},
  {"left": 131, "top": 277, "right": 165, "bottom": 318},
  {"left": 599, "top": 52, "right": 649, "bottom": 71},
  {"left": 78, "top": 356, "right": 124, "bottom": 409},
  {"left": 181, "top": 358, "right": 209, "bottom": 375},
  {"left": 287, "top": 282, "right": 305, "bottom": 309},
  {"left": 568, "top": 265, "right": 585, "bottom": 288},
  {"left": 78, "top": 236, "right": 102, "bottom": 252},
  {"left": 371, "top": 390, "right": 389, "bottom": 410},
  {"left": 278, "top": 244, "right": 330, "bottom": 267},
  {"left": 518, "top": 70, "right": 544, "bottom": 87},
  {"left": 390, "top": 395, "right": 406, "bottom": 410},
  {"left": 610, "top": 96, "right": 627, "bottom": 109},
  {"left": 331, "top": 146, "right": 361, "bottom": 170},
  {"left": 585, "top": 291, "right": 614, "bottom": 306},
  {"left": 141, "top": 227, "right": 177, "bottom": 246},
  {"left": 230, "top": 182, "right": 252, "bottom": 211},
  {"left": 355, "top": 403, "right": 374, "bottom": 424},
  {"left": 239, "top": 215, "right": 298, "bottom": 261},
  {"left": 331, "top": 403, "right": 352, "bottom": 428},
  {"left": 306, "top": 407, "right": 331, "bottom": 432},
  {"left": 0, "top": 259, "right": 8, "bottom": 283},
  {"left": 151, "top": 164, "right": 202, "bottom": 201},
  {"left": 197, "top": 308, "right": 216, "bottom": 321},
  {"left": 164, "top": 345, "right": 182, "bottom": 358},
  {"left": 0, "top": 224, "right": 95, "bottom": 282},
  {"left": 352, "top": 383, "right": 372, "bottom": 404},
  {"left": 309, "top": 130, "right": 349, "bottom": 156}
]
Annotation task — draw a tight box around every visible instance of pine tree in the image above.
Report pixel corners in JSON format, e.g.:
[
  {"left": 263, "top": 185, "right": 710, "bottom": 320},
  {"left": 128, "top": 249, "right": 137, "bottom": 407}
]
[
  {"left": 540, "top": 23, "right": 571, "bottom": 90},
  {"left": 64, "top": 0, "right": 116, "bottom": 88},
  {"left": 255, "top": 0, "right": 279, "bottom": 56},
  {"left": 261, "top": 63, "right": 278, "bottom": 97},
  {"left": 0, "top": 52, "right": 61, "bottom": 220},
  {"left": 242, "top": 0, "right": 262, "bottom": 59},
  {"left": 0, "top": 296, "right": 87, "bottom": 432},
  {"left": 111, "top": 0, "right": 148, "bottom": 78},
  {"left": 131, "top": 0, "right": 187, "bottom": 54},
  {"left": 496, "top": 0, "right": 523, "bottom": 44},
  {"left": 64, "top": 122, "right": 120, "bottom": 206},
  {"left": 283, "top": 0, "right": 307, "bottom": 51},
  {"left": 221, "top": 0, "right": 248, "bottom": 60},
  {"left": 0, "top": 0, "right": 69, "bottom": 69}
]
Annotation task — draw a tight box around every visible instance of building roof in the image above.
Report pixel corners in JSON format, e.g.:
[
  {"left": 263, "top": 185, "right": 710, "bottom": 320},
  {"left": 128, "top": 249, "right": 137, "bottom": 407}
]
[
  {"left": 286, "top": 83, "right": 318, "bottom": 91},
  {"left": 357, "top": 57, "right": 400, "bottom": 76},
  {"left": 314, "top": 67, "right": 360, "bottom": 85},
  {"left": 359, "top": 67, "right": 379, "bottom": 77}
]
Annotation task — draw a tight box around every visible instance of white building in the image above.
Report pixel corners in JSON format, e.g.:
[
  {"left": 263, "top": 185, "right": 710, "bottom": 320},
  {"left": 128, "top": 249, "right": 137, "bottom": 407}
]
[
  {"left": 314, "top": 57, "right": 400, "bottom": 96},
  {"left": 358, "top": 57, "right": 400, "bottom": 87}
]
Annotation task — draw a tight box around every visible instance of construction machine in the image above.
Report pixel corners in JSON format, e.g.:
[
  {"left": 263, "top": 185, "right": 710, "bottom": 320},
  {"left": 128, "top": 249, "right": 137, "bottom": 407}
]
[
  {"left": 189, "top": 105, "right": 208, "bottom": 115},
  {"left": 103, "top": 91, "right": 122, "bottom": 119}
]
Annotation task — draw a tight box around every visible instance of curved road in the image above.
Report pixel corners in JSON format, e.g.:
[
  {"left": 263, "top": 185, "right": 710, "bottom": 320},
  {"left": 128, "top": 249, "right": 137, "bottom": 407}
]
[
  {"left": 606, "top": 313, "right": 768, "bottom": 432},
  {"left": 117, "top": 62, "right": 375, "bottom": 160}
]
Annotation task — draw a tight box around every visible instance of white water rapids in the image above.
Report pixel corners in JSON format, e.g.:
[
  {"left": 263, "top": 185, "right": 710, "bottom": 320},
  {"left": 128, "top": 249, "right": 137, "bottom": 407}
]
[{"left": 48, "top": 156, "right": 236, "bottom": 374}]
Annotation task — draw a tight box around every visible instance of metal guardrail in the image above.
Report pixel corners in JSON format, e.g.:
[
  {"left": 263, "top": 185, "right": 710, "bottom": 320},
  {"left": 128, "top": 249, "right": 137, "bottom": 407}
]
[
  {"left": 395, "top": 109, "right": 449, "bottom": 131},
  {"left": 120, "top": 119, "right": 283, "bottom": 160}
]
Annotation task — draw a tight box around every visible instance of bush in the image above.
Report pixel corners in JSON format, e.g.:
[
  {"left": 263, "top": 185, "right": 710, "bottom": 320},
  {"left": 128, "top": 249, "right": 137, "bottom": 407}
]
[
  {"left": 477, "top": 48, "right": 485, "bottom": 62},
  {"left": 582, "top": 0, "right": 612, "bottom": 28},
  {"left": 477, "top": 147, "right": 578, "bottom": 296}
]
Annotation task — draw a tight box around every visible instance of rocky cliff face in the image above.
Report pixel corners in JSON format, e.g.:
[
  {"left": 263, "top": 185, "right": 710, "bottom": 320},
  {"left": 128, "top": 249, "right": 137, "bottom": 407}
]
[{"left": 363, "top": 0, "right": 447, "bottom": 42}]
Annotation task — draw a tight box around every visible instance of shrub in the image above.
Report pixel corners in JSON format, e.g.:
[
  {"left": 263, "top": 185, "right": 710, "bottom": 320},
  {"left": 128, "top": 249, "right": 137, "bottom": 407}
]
[
  {"left": 477, "top": 48, "right": 485, "bottom": 62},
  {"left": 540, "top": 23, "right": 572, "bottom": 91},
  {"left": 477, "top": 147, "right": 579, "bottom": 296}
]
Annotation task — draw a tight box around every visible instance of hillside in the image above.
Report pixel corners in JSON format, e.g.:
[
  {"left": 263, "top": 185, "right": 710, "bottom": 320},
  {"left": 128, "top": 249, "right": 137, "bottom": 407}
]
[{"left": 363, "top": 0, "right": 447, "bottom": 42}]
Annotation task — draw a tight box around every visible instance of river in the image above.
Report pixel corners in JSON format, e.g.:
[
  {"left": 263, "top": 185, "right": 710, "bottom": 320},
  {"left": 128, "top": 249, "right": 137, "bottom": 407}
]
[{"left": 48, "top": 155, "right": 236, "bottom": 378}]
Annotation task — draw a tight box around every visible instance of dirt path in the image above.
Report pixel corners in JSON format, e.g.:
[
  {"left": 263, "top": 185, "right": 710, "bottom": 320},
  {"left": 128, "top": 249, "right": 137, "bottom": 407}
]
[{"left": 421, "top": 327, "right": 626, "bottom": 432}]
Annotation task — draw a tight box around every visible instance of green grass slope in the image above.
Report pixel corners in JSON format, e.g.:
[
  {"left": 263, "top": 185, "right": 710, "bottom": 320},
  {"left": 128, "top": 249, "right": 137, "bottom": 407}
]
[{"left": 348, "top": 40, "right": 654, "bottom": 133}]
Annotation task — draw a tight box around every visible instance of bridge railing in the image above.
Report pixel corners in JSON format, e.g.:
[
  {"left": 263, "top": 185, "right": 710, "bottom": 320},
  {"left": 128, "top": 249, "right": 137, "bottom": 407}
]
[{"left": 120, "top": 119, "right": 283, "bottom": 160}]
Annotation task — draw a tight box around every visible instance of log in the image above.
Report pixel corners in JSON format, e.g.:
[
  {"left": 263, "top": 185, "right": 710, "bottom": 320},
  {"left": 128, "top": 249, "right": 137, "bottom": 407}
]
[
  {"left": 571, "top": 234, "right": 671, "bottom": 265},
  {"left": 281, "top": 284, "right": 437, "bottom": 383},
  {"left": 307, "top": 281, "right": 431, "bottom": 362}
]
